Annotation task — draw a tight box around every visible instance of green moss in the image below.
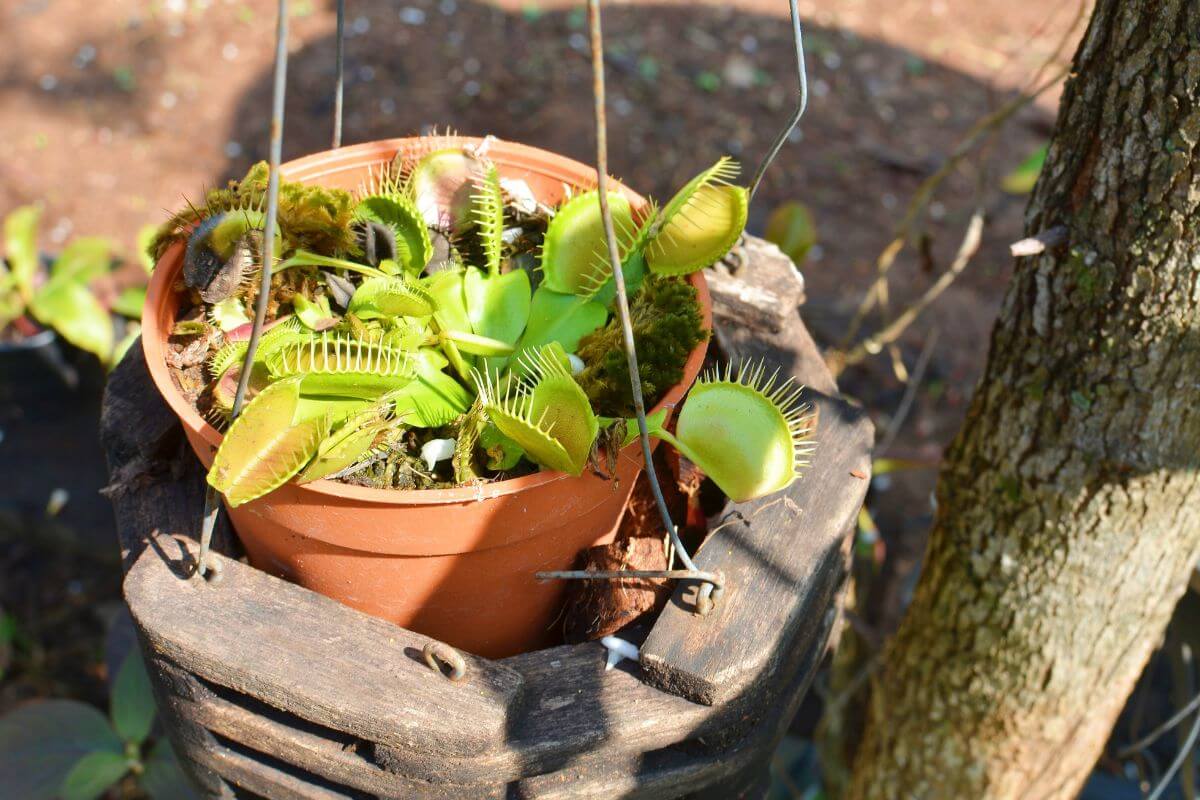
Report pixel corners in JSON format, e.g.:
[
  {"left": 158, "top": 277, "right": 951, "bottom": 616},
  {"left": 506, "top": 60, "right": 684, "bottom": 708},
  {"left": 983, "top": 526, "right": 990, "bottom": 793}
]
[
  {"left": 340, "top": 429, "right": 456, "bottom": 490},
  {"left": 575, "top": 274, "right": 708, "bottom": 417},
  {"left": 150, "top": 161, "right": 358, "bottom": 262}
]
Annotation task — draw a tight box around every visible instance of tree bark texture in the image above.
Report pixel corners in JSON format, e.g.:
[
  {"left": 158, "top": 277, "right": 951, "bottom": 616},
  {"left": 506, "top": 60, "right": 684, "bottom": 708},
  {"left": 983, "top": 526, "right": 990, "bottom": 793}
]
[{"left": 847, "top": 1, "right": 1200, "bottom": 797}]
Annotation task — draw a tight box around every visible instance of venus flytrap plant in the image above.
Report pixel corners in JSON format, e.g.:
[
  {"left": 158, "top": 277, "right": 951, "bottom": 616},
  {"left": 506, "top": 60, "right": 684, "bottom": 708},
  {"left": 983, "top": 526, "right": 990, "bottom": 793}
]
[
  {"left": 207, "top": 376, "right": 334, "bottom": 506},
  {"left": 406, "top": 147, "right": 487, "bottom": 233},
  {"left": 167, "top": 148, "right": 813, "bottom": 510},
  {"left": 352, "top": 193, "right": 431, "bottom": 273},
  {"left": 463, "top": 166, "right": 532, "bottom": 372}
]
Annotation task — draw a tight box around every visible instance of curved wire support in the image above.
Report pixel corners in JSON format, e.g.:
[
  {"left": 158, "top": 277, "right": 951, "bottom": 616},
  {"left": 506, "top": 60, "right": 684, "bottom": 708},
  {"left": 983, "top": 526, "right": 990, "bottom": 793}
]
[
  {"left": 585, "top": 0, "right": 720, "bottom": 615},
  {"left": 748, "top": 0, "right": 807, "bottom": 201},
  {"left": 537, "top": 569, "right": 726, "bottom": 614},
  {"left": 332, "top": 0, "right": 345, "bottom": 149},
  {"left": 198, "top": 0, "right": 290, "bottom": 578}
]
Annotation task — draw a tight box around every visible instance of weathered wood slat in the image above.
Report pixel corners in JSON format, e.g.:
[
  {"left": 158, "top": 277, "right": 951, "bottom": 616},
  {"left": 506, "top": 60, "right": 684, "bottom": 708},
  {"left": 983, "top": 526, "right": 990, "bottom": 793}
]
[
  {"left": 514, "top": 598, "right": 843, "bottom": 800},
  {"left": 707, "top": 237, "right": 806, "bottom": 336},
  {"left": 124, "top": 537, "right": 524, "bottom": 764},
  {"left": 197, "top": 743, "right": 355, "bottom": 800},
  {"left": 151, "top": 658, "right": 490, "bottom": 799}
]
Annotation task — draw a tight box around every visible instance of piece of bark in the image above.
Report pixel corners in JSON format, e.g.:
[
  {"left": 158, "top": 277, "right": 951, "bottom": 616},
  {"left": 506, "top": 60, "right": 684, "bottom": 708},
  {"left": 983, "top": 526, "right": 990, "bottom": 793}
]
[
  {"left": 561, "top": 534, "right": 671, "bottom": 643},
  {"left": 561, "top": 450, "right": 687, "bottom": 642}
]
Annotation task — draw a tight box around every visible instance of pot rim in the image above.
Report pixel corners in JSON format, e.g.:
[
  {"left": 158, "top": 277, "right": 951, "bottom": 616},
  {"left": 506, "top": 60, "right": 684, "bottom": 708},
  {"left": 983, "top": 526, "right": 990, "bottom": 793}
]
[
  {"left": 0, "top": 328, "right": 56, "bottom": 353},
  {"left": 142, "top": 135, "right": 712, "bottom": 506}
]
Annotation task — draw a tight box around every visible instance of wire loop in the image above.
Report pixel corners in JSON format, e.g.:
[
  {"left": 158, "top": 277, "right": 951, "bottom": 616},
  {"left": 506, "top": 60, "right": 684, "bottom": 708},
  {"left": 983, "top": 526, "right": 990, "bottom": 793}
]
[{"left": 423, "top": 642, "right": 468, "bottom": 682}]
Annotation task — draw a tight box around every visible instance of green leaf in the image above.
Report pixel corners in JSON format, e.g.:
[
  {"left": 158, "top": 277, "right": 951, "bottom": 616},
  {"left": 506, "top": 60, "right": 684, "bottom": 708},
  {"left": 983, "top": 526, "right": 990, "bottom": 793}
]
[
  {"left": 49, "top": 237, "right": 112, "bottom": 286},
  {"left": 472, "top": 166, "right": 506, "bottom": 276},
  {"left": 424, "top": 270, "right": 472, "bottom": 333},
  {"left": 0, "top": 699, "right": 123, "bottom": 800},
  {"left": 112, "top": 286, "right": 147, "bottom": 318},
  {"left": 655, "top": 362, "right": 814, "bottom": 502},
  {"left": 442, "top": 329, "right": 514, "bottom": 357},
  {"left": 764, "top": 202, "right": 817, "bottom": 266},
  {"left": 348, "top": 275, "right": 435, "bottom": 319},
  {"left": 354, "top": 194, "right": 431, "bottom": 273},
  {"left": 141, "top": 739, "right": 200, "bottom": 800},
  {"left": 209, "top": 297, "right": 252, "bottom": 331},
  {"left": 29, "top": 280, "right": 114, "bottom": 362},
  {"left": 480, "top": 422, "right": 523, "bottom": 469},
  {"left": 511, "top": 286, "right": 607, "bottom": 365},
  {"left": 589, "top": 250, "right": 647, "bottom": 308},
  {"left": 4, "top": 204, "right": 41, "bottom": 302},
  {"left": 645, "top": 158, "right": 748, "bottom": 276},
  {"left": 646, "top": 182, "right": 747, "bottom": 276},
  {"left": 268, "top": 335, "right": 417, "bottom": 400},
  {"left": 478, "top": 347, "right": 599, "bottom": 475},
  {"left": 61, "top": 750, "right": 130, "bottom": 800},
  {"left": 463, "top": 267, "right": 531, "bottom": 371},
  {"left": 1001, "top": 144, "right": 1047, "bottom": 195},
  {"left": 111, "top": 650, "right": 156, "bottom": 744},
  {"left": 297, "top": 403, "right": 398, "bottom": 482},
  {"left": 395, "top": 369, "right": 473, "bottom": 427},
  {"left": 621, "top": 408, "right": 669, "bottom": 446},
  {"left": 293, "top": 293, "right": 337, "bottom": 331}
]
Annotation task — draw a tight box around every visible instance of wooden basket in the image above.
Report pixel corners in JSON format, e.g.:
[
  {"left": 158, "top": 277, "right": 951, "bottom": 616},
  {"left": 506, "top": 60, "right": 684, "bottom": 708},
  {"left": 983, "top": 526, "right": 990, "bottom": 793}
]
[{"left": 101, "top": 237, "right": 872, "bottom": 799}]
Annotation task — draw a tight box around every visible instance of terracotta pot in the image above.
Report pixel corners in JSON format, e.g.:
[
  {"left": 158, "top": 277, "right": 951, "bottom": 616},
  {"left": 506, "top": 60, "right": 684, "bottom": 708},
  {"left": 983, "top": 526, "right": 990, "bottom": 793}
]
[{"left": 142, "top": 136, "right": 712, "bottom": 658}]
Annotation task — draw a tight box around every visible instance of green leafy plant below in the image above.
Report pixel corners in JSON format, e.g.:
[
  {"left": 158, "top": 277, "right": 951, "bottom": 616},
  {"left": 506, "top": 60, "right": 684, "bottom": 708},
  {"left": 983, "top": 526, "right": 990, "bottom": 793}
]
[
  {"left": 1, "top": 205, "right": 148, "bottom": 365},
  {"left": 0, "top": 650, "right": 197, "bottom": 800}
]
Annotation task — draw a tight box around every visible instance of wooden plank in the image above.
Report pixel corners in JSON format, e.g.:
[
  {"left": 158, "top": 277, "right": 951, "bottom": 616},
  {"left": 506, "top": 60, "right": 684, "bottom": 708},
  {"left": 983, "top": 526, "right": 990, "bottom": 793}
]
[
  {"left": 152, "top": 658, "right": 493, "bottom": 800},
  {"left": 124, "top": 539, "right": 524, "bottom": 765},
  {"left": 101, "top": 345, "right": 228, "bottom": 571},
  {"left": 513, "top": 596, "right": 843, "bottom": 800},
  {"left": 195, "top": 744, "right": 356, "bottom": 800},
  {"left": 141, "top": 657, "right": 237, "bottom": 800},
  {"left": 639, "top": 243, "right": 871, "bottom": 705}
]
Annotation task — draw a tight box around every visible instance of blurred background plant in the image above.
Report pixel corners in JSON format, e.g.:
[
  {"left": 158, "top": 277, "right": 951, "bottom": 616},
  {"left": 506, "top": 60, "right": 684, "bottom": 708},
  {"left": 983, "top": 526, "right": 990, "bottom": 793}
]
[
  {"left": 2, "top": 204, "right": 150, "bottom": 369},
  {"left": 0, "top": 614, "right": 197, "bottom": 800}
]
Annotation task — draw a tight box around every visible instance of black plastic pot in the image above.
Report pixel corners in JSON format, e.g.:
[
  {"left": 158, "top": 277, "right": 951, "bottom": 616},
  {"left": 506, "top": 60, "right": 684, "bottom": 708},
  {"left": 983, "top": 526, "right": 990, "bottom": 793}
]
[
  {"left": 0, "top": 329, "right": 100, "bottom": 424},
  {"left": 0, "top": 326, "right": 115, "bottom": 560}
]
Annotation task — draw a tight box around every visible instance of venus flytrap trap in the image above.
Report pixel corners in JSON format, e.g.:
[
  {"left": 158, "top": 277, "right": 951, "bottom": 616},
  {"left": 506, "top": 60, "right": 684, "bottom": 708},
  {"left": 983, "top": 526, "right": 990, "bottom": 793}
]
[
  {"left": 643, "top": 362, "right": 816, "bottom": 503},
  {"left": 160, "top": 142, "right": 814, "bottom": 510}
]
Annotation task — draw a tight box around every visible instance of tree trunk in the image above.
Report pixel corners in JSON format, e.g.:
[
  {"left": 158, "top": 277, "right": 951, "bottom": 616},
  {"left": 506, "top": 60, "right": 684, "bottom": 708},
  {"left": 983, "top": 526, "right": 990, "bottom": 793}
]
[{"left": 846, "top": 1, "right": 1200, "bottom": 797}]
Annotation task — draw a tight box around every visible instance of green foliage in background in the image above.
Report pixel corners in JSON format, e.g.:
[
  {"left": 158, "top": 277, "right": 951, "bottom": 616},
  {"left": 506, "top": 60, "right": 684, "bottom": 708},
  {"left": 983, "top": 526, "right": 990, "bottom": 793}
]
[
  {"left": 1001, "top": 143, "right": 1048, "bottom": 195},
  {"left": 0, "top": 651, "right": 197, "bottom": 800},
  {"left": 765, "top": 202, "right": 818, "bottom": 266},
  {"left": 0, "top": 206, "right": 150, "bottom": 365}
]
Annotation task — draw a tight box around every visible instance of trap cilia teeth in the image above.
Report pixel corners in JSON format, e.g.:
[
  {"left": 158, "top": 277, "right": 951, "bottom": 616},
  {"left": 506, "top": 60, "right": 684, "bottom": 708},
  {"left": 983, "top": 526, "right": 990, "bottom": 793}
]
[{"left": 153, "top": 142, "right": 815, "bottom": 506}]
